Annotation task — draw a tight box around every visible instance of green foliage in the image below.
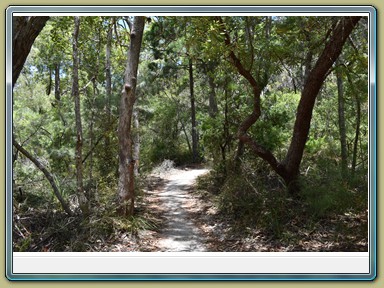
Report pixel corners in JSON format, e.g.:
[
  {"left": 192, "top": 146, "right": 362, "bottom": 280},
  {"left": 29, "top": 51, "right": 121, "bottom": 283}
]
[
  {"left": 139, "top": 93, "right": 192, "bottom": 167},
  {"left": 13, "top": 15, "right": 369, "bottom": 251},
  {"left": 301, "top": 157, "right": 368, "bottom": 219},
  {"left": 305, "top": 136, "right": 327, "bottom": 154},
  {"left": 198, "top": 158, "right": 292, "bottom": 237},
  {"left": 114, "top": 215, "right": 159, "bottom": 235},
  {"left": 147, "top": 141, "right": 191, "bottom": 166},
  {"left": 200, "top": 115, "right": 228, "bottom": 160},
  {"left": 14, "top": 236, "right": 32, "bottom": 252},
  {"left": 218, "top": 172, "right": 264, "bottom": 225},
  {"left": 247, "top": 92, "right": 300, "bottom": 153},
  {"left": 199, "top": 148, "right": 367, "bottom": 241}
]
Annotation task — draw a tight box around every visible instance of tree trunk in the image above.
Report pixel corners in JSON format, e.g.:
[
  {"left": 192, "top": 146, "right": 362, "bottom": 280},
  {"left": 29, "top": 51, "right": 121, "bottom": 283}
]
[
  {"left": 178, "top": 113, "right": 192, "bottom": 155},
  {"left": 216, "top": 16, "right": 281, "bottom": 174},
  {"left": 87, "top": 78, "right": 97, "bottom": 202},
  {"left": 336, "top": 59, "right": 348, "bottom": 178},
  {"left": 54, "top": 62, "right": 61, "bottom": 101},
  {"left": 352, "top": 91, "right": 361, "bottom": 178},
  {"left": 189, "top": 57, "right": 199, "bottom": 163},
  {"left": 222, "top": 79, "right": 230, "bottom": 162},
  {"left": 204, "top": 62, "right": 219, "bottom": 118},
  {"left": 133, "top": 108, "right": 140, "bottom": 175},
  {"left": 208, "top": 75, "right": 218, "bottom": 118},
  {"left": 13, "top": 136, "right": 73, "bottom": 216},
  {"left": 345, "top": 70, "right": 361, "bottom": 177},
  {"left": 302, "top": 39, "right": 313, "bottom": 88},
  {"left": 217, "top": 16, "right": 361, "bottom": 194},
  {"left": 117, "top": 16, "right": 145, "bottom": 216},
  {"left": 72, "top": 16, "right": 87, "bottom": 214},
  {"left": 12, "top": 16, "right": 49, "bottom": 88},
  {"left": 46, "top": 67, "right": 52, "bottom": 95},
  {"left": 221, "top": 77, "right": 233, "bottom": 164},
  {"left": 188, "top": 58, "right": 199, "bottom": 163},
  {"left": 282, "top": 16, "right": 361, "bottom": 193},
  {"left": 105, "top": 23, "right": 112, "bottom": 150}
]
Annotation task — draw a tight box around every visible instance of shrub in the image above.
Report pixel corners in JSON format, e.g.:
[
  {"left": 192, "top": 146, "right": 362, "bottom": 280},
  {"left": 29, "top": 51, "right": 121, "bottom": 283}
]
[{"left": 300, "top": 154, "right": 367, "bottom": 215}]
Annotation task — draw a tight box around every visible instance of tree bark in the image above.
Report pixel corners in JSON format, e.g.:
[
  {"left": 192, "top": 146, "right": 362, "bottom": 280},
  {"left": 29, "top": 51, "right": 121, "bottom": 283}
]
[
  {"left": 216, "top": 17, "right": 279, "bottom": 173},
  {"left": 345, "top": 69, "right": 361, "bottom": 177},
  {"left": 117, "top": 16, "right": 145, "bottom": 216},
  {"left": 189, "top": 57, "right": 199, "bottom": 163},
  {"left": 203, "top": 62, "right": 219, "bottom": 118},
  {"left": 12, "top": 16, "right": 49, "bottom": 88},
  {"left": 352, "top": 95, "right": 361, "bottom": 176},
  {"left": 72, "top": 16, "right": 87, "bottom": 214},
  {"left": 336, "top": 59, "right": 348, "bottom": 178},
  {"left": 302, "top": 31, "right": 313, "bottom": 88},
  {"left": 282, "top": 16, "right": 361, "bottom": 192},
  {"left": 87, "top": 78, "right": 97, "bottom": 199},
  {"left": 105, "top": 22, "right": 112, "bottom": 128},
  {"left": 13, "top": 136, "right": 73, "bottom": 216},
  {"left": 208, "top": 75, "right": 218, "bottom": 118},
  {"left": 46, "top": 67, "right": 52, "bottom": 95},
  {"left": 222, "top": 78, "right": 231, "bottom": 162},
  {"left": 178, "top": 111, "right": 192, "bottom": 155},
  {"left": 133, "top": 108, "right": 140, "bottom": 175},
  {"left": 54, "top": 62, "right": 61, "bottom": 101}
]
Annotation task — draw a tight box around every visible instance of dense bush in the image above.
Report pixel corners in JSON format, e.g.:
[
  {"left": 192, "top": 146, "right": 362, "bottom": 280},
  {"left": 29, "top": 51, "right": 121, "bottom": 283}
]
[{"left": 198, "top": 153, "right": 368, "bottom": 243}]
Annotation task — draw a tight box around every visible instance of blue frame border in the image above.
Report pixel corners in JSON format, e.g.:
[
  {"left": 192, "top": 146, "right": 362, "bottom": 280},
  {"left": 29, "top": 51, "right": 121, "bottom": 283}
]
[{"left": 5, "top": 5, "right": 377, "bottom": 281}]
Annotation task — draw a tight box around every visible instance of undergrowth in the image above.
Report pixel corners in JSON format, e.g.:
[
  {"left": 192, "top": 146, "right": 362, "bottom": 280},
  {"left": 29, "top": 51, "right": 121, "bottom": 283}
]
[
  {"left": 13, "top": 173, "right": 160, "bottom": 252},
  {"left": 196, "top": 156, "right": 368, "bottom": 251}
]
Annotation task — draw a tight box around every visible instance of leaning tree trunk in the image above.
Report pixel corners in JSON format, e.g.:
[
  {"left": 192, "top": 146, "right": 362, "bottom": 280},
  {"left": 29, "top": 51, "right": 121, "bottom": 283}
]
[
  {"left": 12, "top": 16, "right": 49, "bottom": 88},
  {"left": 281, "top": 17, "right": 361, "bottom": 193},
  {"left": 13, "top": 136, "right": 73, "bottom": 216},
  {"left": 217, "top": 16, "right": 361, "bottom": 195},
  {"left": 117, "top": 16, "right": 145, "bottom": 216}
]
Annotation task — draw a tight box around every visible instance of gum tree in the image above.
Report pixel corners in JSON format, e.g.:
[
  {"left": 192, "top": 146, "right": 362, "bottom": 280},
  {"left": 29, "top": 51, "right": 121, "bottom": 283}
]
[
  {"left": 117, "top": 16, "right": 145, "bottom": 216},
  {"left": 215, "top": 16, "right": 362, "bottom": 193}
]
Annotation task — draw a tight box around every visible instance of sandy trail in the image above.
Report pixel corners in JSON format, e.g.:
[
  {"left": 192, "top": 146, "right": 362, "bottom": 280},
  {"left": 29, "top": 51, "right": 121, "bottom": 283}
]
[{"left": 155, "top": 168, "right": 209, "bottom": 252}]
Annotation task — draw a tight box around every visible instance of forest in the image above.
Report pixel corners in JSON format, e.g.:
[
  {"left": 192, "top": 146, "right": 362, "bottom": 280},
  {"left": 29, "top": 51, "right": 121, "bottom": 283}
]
[{"left": 12, "top": 15, "right": 369, "bottom": 252}]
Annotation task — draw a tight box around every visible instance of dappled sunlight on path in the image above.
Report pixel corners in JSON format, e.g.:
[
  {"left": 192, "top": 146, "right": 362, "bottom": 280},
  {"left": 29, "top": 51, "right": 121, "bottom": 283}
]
[{"left": 156, "top": 168, "right": 209, "bottom": 252}]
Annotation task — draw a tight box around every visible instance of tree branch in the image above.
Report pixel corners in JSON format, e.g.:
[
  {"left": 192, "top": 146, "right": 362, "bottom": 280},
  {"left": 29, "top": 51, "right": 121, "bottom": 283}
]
[
  {"left": 214, "top": 16, "right": 285, "bottom": 176},
  {"left": 13, "top": 16, "right": 50, "bottom": 87},
  {"left": 12, "top": 135, "right": 73, "bottom": 216},
  {"left": 283, "top": 16, "right": 362, "bottom": 176}
]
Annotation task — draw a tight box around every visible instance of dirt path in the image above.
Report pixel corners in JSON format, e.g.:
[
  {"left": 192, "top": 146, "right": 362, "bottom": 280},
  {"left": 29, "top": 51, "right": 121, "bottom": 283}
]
[{"left": 153, "top": 168, "right": 209, "bottom": 252}]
